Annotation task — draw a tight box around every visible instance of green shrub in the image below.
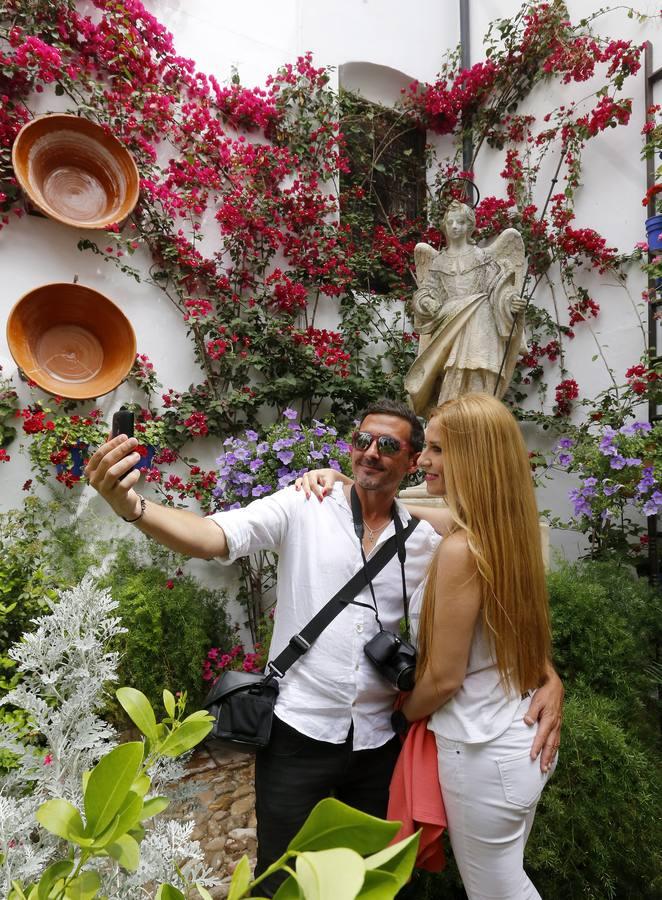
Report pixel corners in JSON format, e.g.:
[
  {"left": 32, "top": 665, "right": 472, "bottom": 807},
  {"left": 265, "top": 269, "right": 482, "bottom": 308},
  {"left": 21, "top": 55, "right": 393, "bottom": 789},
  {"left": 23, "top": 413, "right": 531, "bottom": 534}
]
[
  {"left": 102, "top": 543, "right": 233, "bottom": 722},
  {"left": 526, "top": 691, "right": 662, "bottom": 899},
  {"left": 0, "top": 499, "right": 63, "bottom": 762},
  {"left": 547, "top": 559, "right": 660, "bottom": 737}
]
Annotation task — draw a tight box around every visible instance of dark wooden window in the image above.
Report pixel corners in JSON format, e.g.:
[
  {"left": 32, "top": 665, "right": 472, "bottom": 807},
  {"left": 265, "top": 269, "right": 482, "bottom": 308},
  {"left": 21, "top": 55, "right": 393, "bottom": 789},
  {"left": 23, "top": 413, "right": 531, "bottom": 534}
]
[{"left": 339, "top": 91, "right": 427, "bottom": 294}]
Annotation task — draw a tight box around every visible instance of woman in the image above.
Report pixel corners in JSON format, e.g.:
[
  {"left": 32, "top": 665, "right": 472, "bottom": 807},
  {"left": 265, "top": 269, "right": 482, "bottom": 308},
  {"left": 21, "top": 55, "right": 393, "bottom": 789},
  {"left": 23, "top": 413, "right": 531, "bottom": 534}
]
[{"left": 298, "top": 393, "right": 556, "bottom": 900}]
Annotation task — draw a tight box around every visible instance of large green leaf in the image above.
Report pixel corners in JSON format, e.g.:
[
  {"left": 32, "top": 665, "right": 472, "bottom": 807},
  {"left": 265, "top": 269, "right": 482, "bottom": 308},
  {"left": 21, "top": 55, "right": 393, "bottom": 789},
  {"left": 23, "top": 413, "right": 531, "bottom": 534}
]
[
  {"left": 288, "top": 799, "right": 399, "bottom": 856},
  {"left": 158, "top": 720, "right": 212, "bottom": 757},
  {"left": 95, "top": 792, "right": 144, "bottom": 847},
  {"left": 116, "top": 687, "right": 158, "bottom": 742},
  {"left": 155, "top": 885, "right": 186, "bottom": 899},
  {"left": 355, "top": 869, "right": 400, "bottom": 899},
  {"left": 35, "top": 799, "right": 85, "bottom": 842},
  {"left": 272, "top": 876, "right": 301, "bottom": 899},
  {"left": 63, "top": 870, "right": 100, "bottom": 899},
  {"left": 228, "top": 856, "right": 251, "bottom": 900},
  {"left": 105, "top": 833, "right": 141, "bottom": 872},
  {"left": 83, "top": 742, "right": 144, "bottom": 837},
  {"left": 131, "top": 773, "right": 151, "bottom": 798},
  {"left": 37, "top": 859, "right": 74, "bottom": 900},
  {"left": 363, "top": 831, "right": 419, "bottom": 888},
  {"left": 295, "top": 848, "right": 365, "bottom": 899},
  {"left": 141, "top": 796, "right": 170, "bottom": 820},
  {"left": 162, "top": 689, "right": 176, "bottom": 719}
]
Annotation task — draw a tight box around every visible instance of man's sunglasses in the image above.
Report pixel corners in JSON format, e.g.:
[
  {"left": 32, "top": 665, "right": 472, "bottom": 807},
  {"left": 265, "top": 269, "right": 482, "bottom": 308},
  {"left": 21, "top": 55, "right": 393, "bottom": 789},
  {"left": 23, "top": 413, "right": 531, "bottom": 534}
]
[{"left": 351, "top": 431, "right": 411, "bottom": 456}]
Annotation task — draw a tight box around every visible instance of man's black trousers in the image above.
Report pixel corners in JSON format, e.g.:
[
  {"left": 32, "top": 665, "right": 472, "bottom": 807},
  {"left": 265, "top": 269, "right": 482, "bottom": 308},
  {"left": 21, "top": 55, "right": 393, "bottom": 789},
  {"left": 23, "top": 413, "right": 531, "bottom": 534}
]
[{"left": 253, "top": 714, "right": 401, "bottom": 897}]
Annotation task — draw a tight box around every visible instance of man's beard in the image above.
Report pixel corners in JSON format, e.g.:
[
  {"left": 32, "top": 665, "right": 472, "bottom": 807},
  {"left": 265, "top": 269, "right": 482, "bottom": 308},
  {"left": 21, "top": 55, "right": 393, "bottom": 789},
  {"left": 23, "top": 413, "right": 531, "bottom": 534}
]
[{"left": 353, "top": 461, "right": 389, "bottom": 491}]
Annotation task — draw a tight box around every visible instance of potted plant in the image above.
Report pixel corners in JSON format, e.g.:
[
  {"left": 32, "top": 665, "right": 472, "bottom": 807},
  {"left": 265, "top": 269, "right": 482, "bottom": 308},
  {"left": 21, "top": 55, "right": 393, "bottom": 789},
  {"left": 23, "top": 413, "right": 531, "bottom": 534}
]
[
  {"left": 133, "top": 411, "right": 169, "bottom": 470},
  {"left": 18, "top": 405, "right": 109, "bottom": 487}
]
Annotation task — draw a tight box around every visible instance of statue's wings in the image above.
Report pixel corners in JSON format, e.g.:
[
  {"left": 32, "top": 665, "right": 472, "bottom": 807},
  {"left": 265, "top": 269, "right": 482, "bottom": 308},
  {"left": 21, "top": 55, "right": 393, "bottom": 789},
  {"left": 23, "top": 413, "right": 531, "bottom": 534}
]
[
  {"left": 484, "top": 228, "right": 526, "bottom": 293},
  {"left": 414, "top": 242, "right": 439, "bottom": 289}
]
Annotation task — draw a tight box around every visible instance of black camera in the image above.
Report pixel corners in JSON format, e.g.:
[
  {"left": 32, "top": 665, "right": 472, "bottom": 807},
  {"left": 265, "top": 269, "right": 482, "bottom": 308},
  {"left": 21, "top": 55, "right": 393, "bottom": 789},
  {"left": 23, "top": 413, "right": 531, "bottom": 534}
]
[{"left": 364, "top": 629, "right": 417, "bottom": 692}]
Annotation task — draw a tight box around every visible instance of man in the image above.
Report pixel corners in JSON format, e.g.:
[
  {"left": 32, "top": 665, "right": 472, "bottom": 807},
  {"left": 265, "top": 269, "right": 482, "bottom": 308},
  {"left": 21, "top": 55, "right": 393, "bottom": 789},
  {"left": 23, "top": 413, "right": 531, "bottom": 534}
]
[{"left": 86, "top": 399, "right": 562, "bottom": 896}]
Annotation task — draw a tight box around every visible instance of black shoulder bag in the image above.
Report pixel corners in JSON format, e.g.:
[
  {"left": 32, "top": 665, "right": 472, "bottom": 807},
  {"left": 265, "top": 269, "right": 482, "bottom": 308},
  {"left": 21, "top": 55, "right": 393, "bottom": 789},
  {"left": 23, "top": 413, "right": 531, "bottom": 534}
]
[{"left": 204, "top": 511, "right": 419, "bottom": 749}]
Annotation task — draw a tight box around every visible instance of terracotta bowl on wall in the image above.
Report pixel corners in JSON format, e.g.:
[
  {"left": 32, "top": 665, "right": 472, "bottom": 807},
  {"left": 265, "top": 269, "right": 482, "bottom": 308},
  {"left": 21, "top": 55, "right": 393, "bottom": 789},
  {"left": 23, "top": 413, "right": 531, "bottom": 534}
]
[
  {"left": 12, "top": 114, "right": 140, "bottom": 229},
  {"left": 6, "top": 283, "right": 136, "bottom": 399}
]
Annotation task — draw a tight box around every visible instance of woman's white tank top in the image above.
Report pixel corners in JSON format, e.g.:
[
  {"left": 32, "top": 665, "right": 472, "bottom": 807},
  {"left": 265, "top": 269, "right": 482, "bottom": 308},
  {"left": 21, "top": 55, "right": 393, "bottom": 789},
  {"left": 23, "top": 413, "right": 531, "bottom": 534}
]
[{"left": 410, "top": 581, "right": 524, "bottom": 743}]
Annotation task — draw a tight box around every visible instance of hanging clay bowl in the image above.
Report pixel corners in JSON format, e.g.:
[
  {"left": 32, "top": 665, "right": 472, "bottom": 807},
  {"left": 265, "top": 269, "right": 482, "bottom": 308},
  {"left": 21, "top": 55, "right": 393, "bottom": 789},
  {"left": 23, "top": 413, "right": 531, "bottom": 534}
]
[
  {"left": 6, "top": 282, "right": 136, "bottom": 399},
  {"left": 12, "top": 114, "right": 140, "bottom": 229}
]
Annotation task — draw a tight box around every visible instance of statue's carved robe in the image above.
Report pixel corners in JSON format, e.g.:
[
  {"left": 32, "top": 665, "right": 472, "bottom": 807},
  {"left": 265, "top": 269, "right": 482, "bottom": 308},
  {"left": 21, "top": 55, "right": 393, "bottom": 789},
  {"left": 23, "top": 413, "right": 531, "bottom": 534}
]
[{"left": 405, "top": 241, "right": 526, "bottom": 416}]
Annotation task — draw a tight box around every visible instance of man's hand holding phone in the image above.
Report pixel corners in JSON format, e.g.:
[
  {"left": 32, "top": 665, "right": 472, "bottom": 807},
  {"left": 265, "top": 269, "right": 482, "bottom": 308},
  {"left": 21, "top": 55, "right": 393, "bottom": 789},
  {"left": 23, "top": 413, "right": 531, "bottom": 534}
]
[{"left": 85, "top": 408, "right": 144, "bottom": 521}]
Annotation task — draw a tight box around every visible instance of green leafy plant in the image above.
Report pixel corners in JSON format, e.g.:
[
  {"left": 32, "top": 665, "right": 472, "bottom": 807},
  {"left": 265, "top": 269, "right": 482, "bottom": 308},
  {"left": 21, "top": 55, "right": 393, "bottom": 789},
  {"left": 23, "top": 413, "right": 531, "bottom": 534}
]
[
  {"left": 547, "top": 559, "right": 660, "bottom": 733},
  {"left": 226, "top": 797, "right": 419, "bottom": 900},
  {"left": 101, "top": 543, "right": 234, "bottom": 719},
  {"left": 6, "top": 687, "right": 215, "bottom": 900},
  {"left": 525, "top": 691, "right": 662, "bottom": 900},
  {"left": 552, "top": 416, "right": 662, "bottom": 561},
  {"left": 18, "top": 406, "right": 109, "bottom": 487},
  {"left": 0, "top": 365, "right": 18, "bottom": 451}
]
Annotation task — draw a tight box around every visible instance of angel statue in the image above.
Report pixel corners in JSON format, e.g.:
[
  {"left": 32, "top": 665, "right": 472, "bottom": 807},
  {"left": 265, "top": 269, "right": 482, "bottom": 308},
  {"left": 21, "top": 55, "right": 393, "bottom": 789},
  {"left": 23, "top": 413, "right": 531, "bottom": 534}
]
[{"left": 404, "top": 199, "right": 528, "bottom": 416}]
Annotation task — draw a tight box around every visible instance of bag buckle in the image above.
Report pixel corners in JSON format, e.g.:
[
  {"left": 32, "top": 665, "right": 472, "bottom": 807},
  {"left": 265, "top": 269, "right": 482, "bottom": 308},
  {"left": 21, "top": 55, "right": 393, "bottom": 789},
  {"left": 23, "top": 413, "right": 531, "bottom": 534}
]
[
  {"left": 267, "top": 661, "right": 284, "bottom": 679},
  {"left": 289, "top": 633, "right": 311, "bottom": 653}
]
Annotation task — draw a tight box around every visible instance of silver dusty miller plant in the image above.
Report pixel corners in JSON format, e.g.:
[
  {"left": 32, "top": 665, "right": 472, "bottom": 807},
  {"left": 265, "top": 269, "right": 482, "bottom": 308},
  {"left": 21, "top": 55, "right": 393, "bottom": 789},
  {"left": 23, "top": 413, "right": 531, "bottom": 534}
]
[{"left": 0, "top": 573, "right": 218, "bottom": 897}]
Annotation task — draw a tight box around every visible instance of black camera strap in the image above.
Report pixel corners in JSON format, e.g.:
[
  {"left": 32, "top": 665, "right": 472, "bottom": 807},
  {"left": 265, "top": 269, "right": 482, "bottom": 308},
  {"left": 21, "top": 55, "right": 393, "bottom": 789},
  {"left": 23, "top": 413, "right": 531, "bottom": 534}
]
[
  {"left": 350, "top": 486, "right": 413, "bottom": 637},
  {"left": 265, "top": 512, "right": 419, "bottom": 682}
]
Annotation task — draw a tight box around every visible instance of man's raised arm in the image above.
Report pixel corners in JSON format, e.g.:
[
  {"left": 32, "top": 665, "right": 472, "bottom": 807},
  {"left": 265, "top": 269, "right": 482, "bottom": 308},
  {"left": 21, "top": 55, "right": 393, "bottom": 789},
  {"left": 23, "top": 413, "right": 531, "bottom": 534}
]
[{"left": 85, "top": 434, "right": 228, "bottom": 559}]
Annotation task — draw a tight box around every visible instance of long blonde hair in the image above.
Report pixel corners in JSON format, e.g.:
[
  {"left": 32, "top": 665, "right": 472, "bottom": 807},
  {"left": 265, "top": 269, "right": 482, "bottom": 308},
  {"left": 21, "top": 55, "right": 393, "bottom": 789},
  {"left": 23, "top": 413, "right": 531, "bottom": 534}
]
[{"left": 417, "top": 393, "right": 551, "bottom": 694}]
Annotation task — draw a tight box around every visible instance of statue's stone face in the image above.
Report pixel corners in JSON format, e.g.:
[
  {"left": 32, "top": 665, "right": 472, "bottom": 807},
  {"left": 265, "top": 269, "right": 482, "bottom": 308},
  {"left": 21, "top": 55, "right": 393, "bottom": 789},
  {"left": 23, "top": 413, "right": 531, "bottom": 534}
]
[{"left": 444, "top": 209, "right": 472, "bottom": 242}]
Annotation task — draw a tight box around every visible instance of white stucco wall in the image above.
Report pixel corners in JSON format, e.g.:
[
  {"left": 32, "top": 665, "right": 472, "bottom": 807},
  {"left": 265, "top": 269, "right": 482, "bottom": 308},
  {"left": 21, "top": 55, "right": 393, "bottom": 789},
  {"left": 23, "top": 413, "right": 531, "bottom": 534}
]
[{"left": 0, "top": 1, "right": 660, "bottom": 590}]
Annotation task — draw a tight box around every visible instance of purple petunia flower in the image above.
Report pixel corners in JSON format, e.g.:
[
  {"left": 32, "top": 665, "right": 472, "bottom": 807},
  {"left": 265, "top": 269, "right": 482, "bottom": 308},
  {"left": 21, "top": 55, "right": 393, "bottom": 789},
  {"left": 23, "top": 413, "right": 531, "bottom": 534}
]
[
  {"left": 620, "top": 421, "right": 652, "bottom": 436},
  {"left": 624, "top": 457, "right": 642, "bottom": 467},
  {"left": 557, "top": 437, "right": 575, "bottom": 450},
  {"left": 569, "top": 489, "right": 592, "bottom": 517},
  {"left": 245, "top": 429, "right": 259, "bottom": 442},
  {"left": 610, "top": 455, "right": 626, "bottom": 470},
  {"left": 277, "top": 450, "right": 295, "bottom": 465},
  {"left": 249, "top": 458, "right": 265, "bottom": 472},
  {"left": 252, "top": 484, "right": 271, "bottom": 497},
  {"left": 273, "top": 437, "right": 296, "bottom": 451},
  {"left": 636, "top": 466, "right": 656, "bottom": 496},
  {"left": 642, "top": 491, "right": 662, "bottom": 516},
  {"left": 558, "top": 452, "right": 573, "bottom": 467},
  {"left": 283, "top": 408, "right": 298, "bottom": 420},
  {"left": 603, "top": 483, "right": 621, "bottom": 496}
]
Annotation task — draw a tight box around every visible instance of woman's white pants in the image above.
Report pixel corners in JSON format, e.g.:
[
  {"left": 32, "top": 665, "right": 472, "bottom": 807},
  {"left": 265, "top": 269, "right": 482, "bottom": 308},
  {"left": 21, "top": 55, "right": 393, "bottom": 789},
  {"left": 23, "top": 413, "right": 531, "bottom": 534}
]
[{"left": 435, "top": 700, "right": 556, "bottom": 900}]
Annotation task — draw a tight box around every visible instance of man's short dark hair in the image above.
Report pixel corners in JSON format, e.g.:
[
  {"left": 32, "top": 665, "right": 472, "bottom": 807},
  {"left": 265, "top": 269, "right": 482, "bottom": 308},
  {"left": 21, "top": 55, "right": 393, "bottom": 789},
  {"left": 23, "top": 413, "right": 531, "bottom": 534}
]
[{"left": 358, "top": 398, "right": 424, "bottom": 453}]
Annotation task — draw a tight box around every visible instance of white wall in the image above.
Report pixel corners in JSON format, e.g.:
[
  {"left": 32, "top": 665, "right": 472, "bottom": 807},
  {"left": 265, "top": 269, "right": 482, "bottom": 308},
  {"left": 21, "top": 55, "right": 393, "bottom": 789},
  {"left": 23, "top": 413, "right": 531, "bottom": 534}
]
[{"left": 1, "top": 1, "right": 660, "bottom": 579}]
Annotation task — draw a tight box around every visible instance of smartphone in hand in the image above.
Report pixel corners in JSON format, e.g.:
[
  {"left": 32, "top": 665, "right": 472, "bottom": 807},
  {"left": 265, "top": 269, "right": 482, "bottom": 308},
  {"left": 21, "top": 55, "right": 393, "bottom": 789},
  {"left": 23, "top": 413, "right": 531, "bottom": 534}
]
[
  {"left": 111, "top": 408, "right": 135, "bottom": 479},
  {"left": 111, "top": 408, "right": 134, "bottom": 440}
]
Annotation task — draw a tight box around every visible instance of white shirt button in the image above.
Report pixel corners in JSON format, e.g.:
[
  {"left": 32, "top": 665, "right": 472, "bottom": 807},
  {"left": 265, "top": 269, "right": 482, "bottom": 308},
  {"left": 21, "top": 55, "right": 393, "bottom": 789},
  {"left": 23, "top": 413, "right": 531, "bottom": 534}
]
[{"left": 356, "top": 623, "right": 363, "bottom": 633}]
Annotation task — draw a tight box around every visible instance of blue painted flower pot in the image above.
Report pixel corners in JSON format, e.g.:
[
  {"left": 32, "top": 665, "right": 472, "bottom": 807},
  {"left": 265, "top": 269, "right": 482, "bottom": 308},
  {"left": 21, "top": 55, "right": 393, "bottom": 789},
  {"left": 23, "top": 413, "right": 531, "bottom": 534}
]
[
  {"left": 55, "top": 442, "right": 88, "bottom": 477},
  {"left": 645, "top": 214, "right": 662, "bottom": 251},
  {"left": 135, "top": 444, "right": 156, "bottom": 471}
]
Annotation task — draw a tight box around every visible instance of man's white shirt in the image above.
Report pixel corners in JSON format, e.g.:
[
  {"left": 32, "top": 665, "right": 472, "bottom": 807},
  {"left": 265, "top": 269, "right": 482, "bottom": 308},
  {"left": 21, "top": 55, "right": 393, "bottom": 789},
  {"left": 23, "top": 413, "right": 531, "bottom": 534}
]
[{"left": 211, "top": 483, "right": 439, "bottom": 750}]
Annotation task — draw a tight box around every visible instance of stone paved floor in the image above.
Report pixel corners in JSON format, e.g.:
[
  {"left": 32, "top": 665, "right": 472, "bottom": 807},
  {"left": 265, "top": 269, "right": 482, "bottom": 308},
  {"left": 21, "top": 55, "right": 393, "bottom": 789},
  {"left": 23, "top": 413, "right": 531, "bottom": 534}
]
[{"left": 168, "top": 739, "right": 257, "bottom": 899}]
